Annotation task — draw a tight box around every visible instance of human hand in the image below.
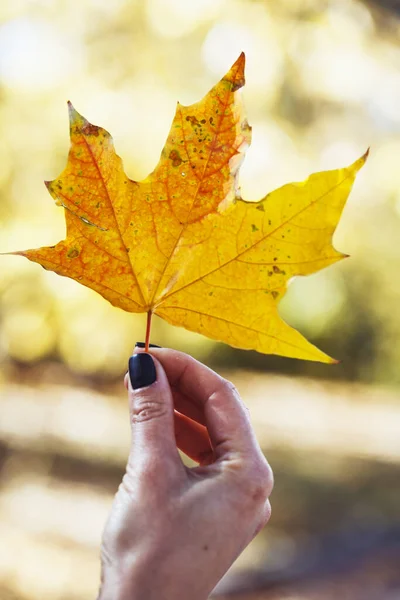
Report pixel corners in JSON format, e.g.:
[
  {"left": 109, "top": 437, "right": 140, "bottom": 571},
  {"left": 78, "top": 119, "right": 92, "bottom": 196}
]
[{"left": 98, "top": 348, "right": 273, "bottom": 600}]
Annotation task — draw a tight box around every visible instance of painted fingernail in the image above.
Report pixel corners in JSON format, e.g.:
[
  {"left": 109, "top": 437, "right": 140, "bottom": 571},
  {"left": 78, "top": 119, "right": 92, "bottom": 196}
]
[
  {"left": 128, "top": 353, "right": 157, "bottom": 390},
  {"left": 135, "top": 342, "right": 162, "bottom": 348}
]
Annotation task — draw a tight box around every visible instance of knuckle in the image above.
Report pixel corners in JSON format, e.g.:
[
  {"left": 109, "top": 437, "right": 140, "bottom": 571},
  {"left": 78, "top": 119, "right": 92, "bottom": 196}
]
[
  {"left": 254, "top": 500, "right": 272, "bottom": 537},
  {"left": 208, "top": 378, "right": 247, "bottom": 415},
  {"left": 131, "top": 397, "right": 168, "bottom": 424},
  {"left": 220, "top": 378, "right": 239, "bottom": 397},
  {"left": 243, "top": 457, "right": 274, "bottom": 506},
  {"left": 119, "top": 470, "right": 139, "bottom": 499},
  {"left": 263, "top": 499, "right": 272, "bottom": 524}
]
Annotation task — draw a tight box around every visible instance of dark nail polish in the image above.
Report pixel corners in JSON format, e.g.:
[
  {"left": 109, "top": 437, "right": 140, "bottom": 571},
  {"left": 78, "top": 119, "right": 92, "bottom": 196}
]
[
  {"left": 129, "top": 353, "right": 157, "bottom": 390},
  {"left": 135, "top": 342, "right": 162, "bottom": 348}
]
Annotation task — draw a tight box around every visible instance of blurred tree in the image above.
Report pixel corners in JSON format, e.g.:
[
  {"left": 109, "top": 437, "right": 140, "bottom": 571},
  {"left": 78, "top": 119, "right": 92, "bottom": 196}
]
[{"left": 0, "top": 0, "right": 399, "bottom": 385}]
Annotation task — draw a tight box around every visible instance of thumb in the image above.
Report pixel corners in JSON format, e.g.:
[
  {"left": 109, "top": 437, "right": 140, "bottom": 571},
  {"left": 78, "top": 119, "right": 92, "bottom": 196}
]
[{"left": 127, "top": 352, "right": 181, "bottom": 473}]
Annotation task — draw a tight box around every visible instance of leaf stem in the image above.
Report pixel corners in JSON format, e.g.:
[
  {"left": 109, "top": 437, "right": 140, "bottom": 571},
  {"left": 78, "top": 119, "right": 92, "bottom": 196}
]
[{"left": 145, "top": 310, "right": 153, "bottom": 352}]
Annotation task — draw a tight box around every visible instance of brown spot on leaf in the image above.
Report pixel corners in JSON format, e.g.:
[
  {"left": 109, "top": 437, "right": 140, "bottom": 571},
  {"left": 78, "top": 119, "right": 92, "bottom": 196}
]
[
  {"left": 82, "top": 122, "right": 100, "bottom": 136},
  {"left": 67, "top": 247, "right": 80, "bottom": 259},
  {"left": 225, "top": 77, "right": 244, "bottom": 92},
  {"left": 186, "top": 115, "right": 199, "bottom": 126},
  {"left": 169, "top": 149, "right": 183, "bottom": 167},
  {"left": 272, "top": 265, "right": 287, "bottom": 276}
]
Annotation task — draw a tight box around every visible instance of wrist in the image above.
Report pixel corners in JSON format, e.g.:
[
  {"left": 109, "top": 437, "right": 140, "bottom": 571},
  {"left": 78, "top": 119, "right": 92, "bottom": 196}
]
[{"left": 98, "top": 556, "right": 210, "bottom": 600}]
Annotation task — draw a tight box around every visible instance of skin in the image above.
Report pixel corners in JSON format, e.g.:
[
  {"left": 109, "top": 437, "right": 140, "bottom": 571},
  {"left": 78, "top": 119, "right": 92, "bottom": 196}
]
[{"left": 98, "top": 348, "right": 273, "bottom": 600}]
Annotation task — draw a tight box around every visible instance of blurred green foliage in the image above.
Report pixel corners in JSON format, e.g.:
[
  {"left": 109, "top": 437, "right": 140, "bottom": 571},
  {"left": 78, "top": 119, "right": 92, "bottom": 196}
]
[{"left": 1, "top": 0, "right": 400, "bottom": 382}]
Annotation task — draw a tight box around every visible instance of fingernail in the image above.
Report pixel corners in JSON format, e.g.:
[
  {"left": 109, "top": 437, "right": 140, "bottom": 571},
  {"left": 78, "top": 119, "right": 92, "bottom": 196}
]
[
  {"left": 135, "top": 342, "right": 162, "bottom": 348},
  {"left": 129, "top": 353, "right": 157, "bottom": 390}
]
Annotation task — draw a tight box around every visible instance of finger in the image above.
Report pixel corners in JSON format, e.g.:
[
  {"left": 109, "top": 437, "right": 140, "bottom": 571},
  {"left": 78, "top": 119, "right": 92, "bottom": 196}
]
[
  {"left": 126, "top": 352, "right": 181, "bottom": 474},
  {"left": 151, "top": 349, "right": 258, "bottom": 460},
  {"left": 125, "top": 374, "right": 210, "bottom": 461},
  {"left": 174, "top": 411, "right": 214, "bottom": 465},
  {"left": 172, "top": 389, "right": 206, "bottom": 426},
  {"left": 133, "top": 345, "right": 206, "bottom": 425}
]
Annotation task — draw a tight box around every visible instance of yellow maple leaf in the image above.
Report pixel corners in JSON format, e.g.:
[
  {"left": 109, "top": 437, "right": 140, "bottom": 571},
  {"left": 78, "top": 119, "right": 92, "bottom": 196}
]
[{"left": 10, "top": 54, "right": 367, "bottom": 362}]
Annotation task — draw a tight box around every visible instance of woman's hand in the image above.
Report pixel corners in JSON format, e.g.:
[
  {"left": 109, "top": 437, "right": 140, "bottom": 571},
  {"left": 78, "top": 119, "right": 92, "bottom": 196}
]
[{"left": 98, "top": 348, "right": 273, "bottom": 600}]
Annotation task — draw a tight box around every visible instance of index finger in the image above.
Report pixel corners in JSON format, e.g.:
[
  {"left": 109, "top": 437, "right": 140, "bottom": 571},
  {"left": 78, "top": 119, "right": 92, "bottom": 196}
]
[{"left": 151, "top": 348, "right": 259, "bottom": 460}]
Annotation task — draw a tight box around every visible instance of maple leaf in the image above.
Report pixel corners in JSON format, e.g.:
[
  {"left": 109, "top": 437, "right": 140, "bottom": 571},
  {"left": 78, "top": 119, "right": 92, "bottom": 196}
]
[{"left": 9, "top": 53, "right": 367, "bottom": 362}]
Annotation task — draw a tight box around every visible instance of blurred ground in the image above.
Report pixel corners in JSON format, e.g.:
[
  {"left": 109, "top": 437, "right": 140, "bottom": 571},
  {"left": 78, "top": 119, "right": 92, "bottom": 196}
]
[
  {"left": 1, "top": 0, "right": 400, "bottom": 598},
  {"left": 0, "top": 368, "right": 399, "bottom": 599}
]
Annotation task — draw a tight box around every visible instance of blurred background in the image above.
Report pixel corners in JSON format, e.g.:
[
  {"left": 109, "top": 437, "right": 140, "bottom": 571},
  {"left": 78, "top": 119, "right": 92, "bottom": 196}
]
[{"left": 0, "top": 0, "right": 400, "bottom": 598}]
